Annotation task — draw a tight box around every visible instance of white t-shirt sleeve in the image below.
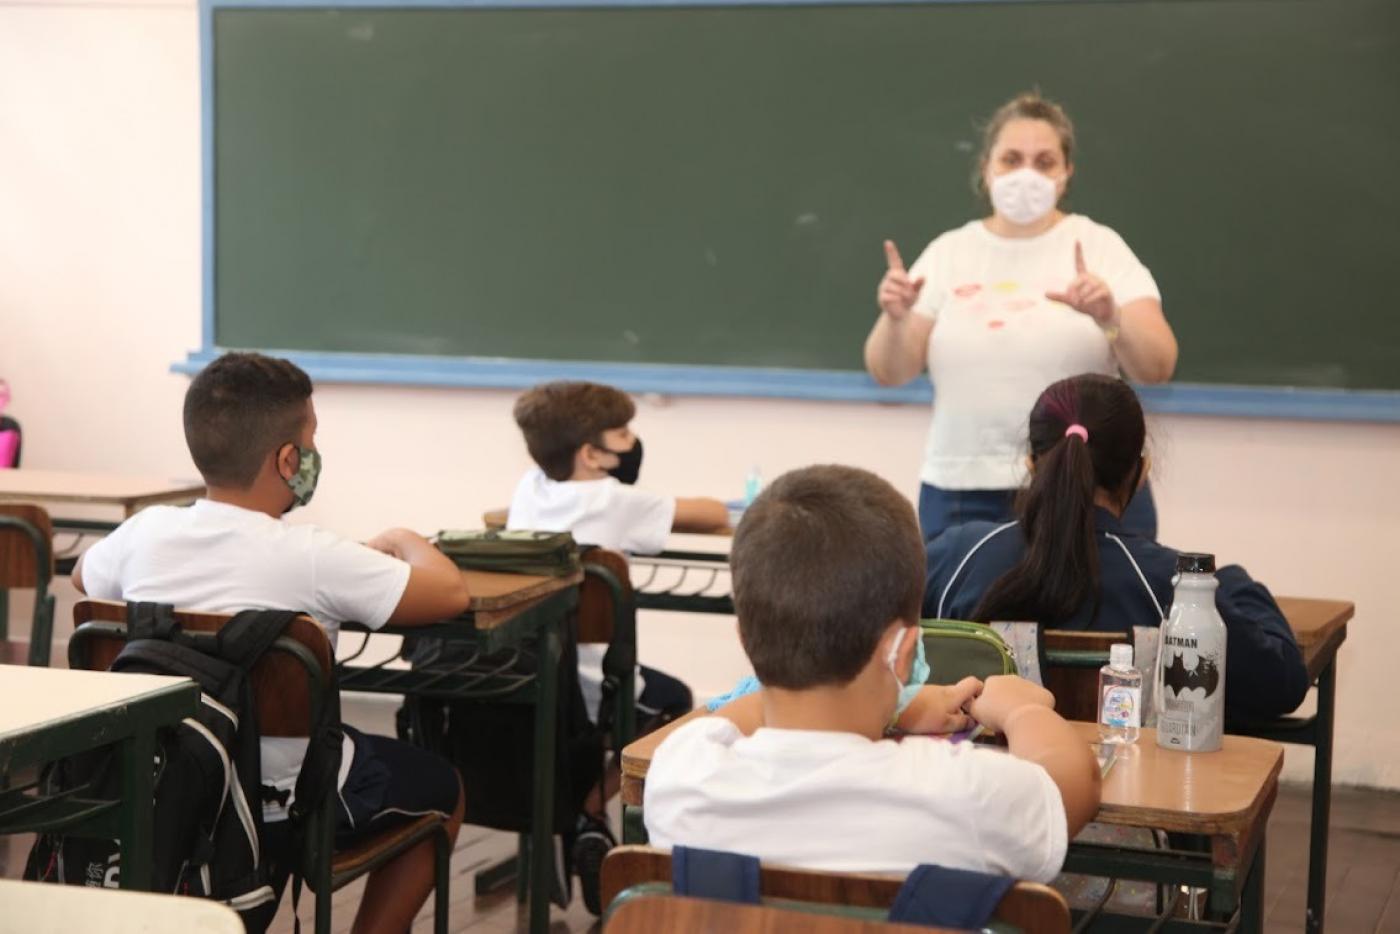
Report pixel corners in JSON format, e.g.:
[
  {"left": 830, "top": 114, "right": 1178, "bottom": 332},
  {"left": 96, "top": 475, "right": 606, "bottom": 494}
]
[
  {"left": 907, "top": 234, "right": 952, "bottom": 321},
  {"left": 308, "top": 529, "right": 413, "bottom": 629},
  {"left": 610, "top": 486, "right": 676, "bottom": 555},
  {"left": 643, "top": 716, "right": 742, "bottom": 847},
  {"left": 1087, "top": 224, "right": 1161, "bottom": 306},
  {"left": 77, "top": 512, "right": 145, "bottom": 600},
  {"left": 951, "top": 748, "right": 1069, "bottom": 883}
]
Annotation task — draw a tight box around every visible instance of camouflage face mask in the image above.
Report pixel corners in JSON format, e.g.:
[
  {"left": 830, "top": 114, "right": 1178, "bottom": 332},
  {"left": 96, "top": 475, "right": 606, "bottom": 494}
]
[{"left": 284, "top": 445, "right": 321, "bottom": 510}]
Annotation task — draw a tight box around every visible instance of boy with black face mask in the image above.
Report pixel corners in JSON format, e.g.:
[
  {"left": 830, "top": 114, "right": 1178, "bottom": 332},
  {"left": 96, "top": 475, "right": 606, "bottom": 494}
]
[
  {"left": 508, "top": 380, "right": 728, "bottom": 552},
  {"left": 507, "top": 379, "right": 728, "bottom": 910}
]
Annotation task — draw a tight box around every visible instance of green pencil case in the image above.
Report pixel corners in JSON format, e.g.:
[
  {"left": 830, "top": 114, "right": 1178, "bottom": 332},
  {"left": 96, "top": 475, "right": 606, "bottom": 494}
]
[
  {"left": 920, "top": 619, "right": 1017, "bottom": 684},
  {"left": 435, "top": 529, "right": 580, "bottom": 577}
]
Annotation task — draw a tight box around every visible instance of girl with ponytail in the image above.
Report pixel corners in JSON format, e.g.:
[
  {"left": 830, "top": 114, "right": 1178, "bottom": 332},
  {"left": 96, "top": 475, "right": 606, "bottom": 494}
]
[{"left": 924, "top": 374, "right": 1309, "bottom": 721}]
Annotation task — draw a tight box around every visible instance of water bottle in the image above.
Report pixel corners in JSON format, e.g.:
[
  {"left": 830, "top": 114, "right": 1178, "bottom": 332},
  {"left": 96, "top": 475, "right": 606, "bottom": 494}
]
[
  {"left": 744, "top": 466, "right": 763, "bottom": 506},
  {"left": 1098, "top": 643, "right": 1141, "bottom": 744},
  {"left": 1155, "top": 553, "right": 1227, "bottom": 752}
]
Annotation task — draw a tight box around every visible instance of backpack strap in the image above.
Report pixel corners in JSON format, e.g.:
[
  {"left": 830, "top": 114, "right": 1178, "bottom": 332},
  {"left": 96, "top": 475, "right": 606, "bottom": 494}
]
[
  {"left": 670, "top": 846, "right": 760, "bottom": 904},
  {"left": 126, "top": 601, "right": 180, "bottom": 642},
  {"left": 216, "top": 609, "right": 302, "bottom": 671},
  {"left": 888, "top": 863, "right": 1014, "bottom": 928}
]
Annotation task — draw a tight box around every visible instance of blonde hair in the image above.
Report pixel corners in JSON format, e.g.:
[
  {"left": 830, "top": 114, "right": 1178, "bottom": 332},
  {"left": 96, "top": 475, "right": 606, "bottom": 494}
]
[{"left": 972, "top": 92, "right": 1077, "bottom": 197}]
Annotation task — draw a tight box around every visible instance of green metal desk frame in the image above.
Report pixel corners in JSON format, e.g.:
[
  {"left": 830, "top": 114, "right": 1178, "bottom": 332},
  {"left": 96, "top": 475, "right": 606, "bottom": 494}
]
[
  {"left": 337, "top": 583, "right": 581, "bottom": 934},
  {"left": 0, "top": 677, "right": 199, "bottom": 890}
]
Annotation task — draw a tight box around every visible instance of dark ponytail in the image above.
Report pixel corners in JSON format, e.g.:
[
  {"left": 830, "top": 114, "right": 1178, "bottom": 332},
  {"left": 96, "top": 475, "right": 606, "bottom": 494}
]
[{"left": 973, "top": 374, "right": 1145, "bottom": 626}]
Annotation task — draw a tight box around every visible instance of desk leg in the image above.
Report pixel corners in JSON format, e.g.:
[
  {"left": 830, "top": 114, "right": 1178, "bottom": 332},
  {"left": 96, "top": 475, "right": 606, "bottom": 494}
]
[
  {"left": 0, "top": 587, "right": 9, "bottom": 641},
  {"left": 1240, "top": 829, "right": 1266, "bottom": 933},
  {"left": 1307, "top": 660, "right": 1336, "bottom": 934},
  {"left": 118, "top": 729, "right": 155, "bottom": 890},
  {"left": 528, "top": 624, "right": 561, "bottom": 934}
]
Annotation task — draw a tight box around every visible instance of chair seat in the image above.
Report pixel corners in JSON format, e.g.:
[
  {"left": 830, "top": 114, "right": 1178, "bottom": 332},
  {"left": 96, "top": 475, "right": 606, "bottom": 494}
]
[{"left": 330, "top": 814, "right": 446, "bottom": 888}]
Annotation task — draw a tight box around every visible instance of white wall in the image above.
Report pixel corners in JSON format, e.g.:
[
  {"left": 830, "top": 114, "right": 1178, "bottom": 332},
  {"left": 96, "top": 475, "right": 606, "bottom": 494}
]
[{"left": 3, "top": 1, "right": 1398, "bottom": 788}]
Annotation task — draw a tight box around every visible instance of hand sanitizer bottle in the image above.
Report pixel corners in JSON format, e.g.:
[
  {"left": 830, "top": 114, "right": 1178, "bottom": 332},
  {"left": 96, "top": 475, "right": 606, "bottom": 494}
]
[
  {"left": 1098, "top": 643, "right": 1141, "bottom": 744},
  {"left": 1154, "top": 552, "right": 1227, "bottom": 752}
]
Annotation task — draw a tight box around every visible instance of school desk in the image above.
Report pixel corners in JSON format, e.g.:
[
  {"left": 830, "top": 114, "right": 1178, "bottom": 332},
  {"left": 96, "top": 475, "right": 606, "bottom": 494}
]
[
  {"left": 605, "top": 891, "right": 959, "bottom": 934},
  {"left": 618, "top": 713, "right": 1284, "bottom": 933},
  {"left": 0, "top": 878, "right": 245, "bottom": 933},
  {"left": 0, "top": 470, "right": 204, "bottom": 645},
  {"left": 0, "top": 665, "right": 199, "bottom": 891},
  {"left": 0, "top": 469, "right": 205, "bottom": 525},
  {"left": 1237, "top": 597, "right": 1352, "bottom": 934},
  {"left": 336, "top": 566, "right": 583, "bottom": 934}
]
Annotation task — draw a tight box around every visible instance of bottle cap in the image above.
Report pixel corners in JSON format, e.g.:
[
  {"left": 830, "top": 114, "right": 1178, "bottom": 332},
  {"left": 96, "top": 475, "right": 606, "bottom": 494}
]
[
  {"left": 1175, "top": 552, "right": 1216, "bottom": 574},
  {"left": 1110, "top": 643, "right": 1134, "bottom": 668}
]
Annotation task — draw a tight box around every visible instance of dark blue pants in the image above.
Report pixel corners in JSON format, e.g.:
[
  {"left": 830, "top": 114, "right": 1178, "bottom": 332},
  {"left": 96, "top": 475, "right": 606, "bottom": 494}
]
[{"left": 918, "top": 482, "right": 1158, "bottom": 544}]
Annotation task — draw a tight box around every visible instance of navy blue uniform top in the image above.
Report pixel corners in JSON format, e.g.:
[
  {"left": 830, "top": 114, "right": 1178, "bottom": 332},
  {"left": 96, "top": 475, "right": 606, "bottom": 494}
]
[{"left": 924, "top": 508, "right": 1309, "bottom": 722}]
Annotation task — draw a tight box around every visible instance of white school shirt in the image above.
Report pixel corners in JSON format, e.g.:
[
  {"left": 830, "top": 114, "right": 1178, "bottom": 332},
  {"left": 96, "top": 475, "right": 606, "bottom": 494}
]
[
  {"left": 79, "top": 499, "right": 411, "bottom": 821},
  {"left": 908, "top": 214, "right": 1161, "bottom": 490},
  {"left": 507, "top": 467, "right": 676, "bottom": 718},
  {"left": 644, "top": 717, "right": 1068, "bottom": 883}
]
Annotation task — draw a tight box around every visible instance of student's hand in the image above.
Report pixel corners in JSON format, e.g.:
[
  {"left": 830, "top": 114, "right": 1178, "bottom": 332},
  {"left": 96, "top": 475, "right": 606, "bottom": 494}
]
[
  {"left": 965, "top": 675, "right": 1055, "bottom": 734},
  {"left": 1045, "top": 241, "right": 1118, "bottom": 327},
  {"left": 894, "top": 677, "right": 983, "bottom": 735},
  {"left": 365, "top": 527, "right": 426, "bottom": 560},
  {"left": 877, "top": 240, "right": 925, "bottom": 321}
]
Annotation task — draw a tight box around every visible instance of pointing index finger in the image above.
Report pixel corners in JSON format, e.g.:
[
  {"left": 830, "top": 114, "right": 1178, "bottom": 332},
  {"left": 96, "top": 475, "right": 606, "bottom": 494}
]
[
  {"left": 1074, "top": 240, "right": 1087, "bottom": 274},
  {"left": 884, "top": 240, "right": 906, "bottom": 273}
]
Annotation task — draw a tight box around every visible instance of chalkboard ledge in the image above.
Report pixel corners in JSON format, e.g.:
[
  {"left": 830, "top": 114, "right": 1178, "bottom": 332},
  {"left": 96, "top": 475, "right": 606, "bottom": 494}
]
[{"left": 174, "top": 350, "right": 1400, "bottom": 423}]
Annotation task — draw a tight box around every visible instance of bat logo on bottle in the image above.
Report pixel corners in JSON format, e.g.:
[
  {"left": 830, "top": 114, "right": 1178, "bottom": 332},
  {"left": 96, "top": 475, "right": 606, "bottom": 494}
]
[{"left": 1162, "top": 653, "right": 1220, "bottom": 698}]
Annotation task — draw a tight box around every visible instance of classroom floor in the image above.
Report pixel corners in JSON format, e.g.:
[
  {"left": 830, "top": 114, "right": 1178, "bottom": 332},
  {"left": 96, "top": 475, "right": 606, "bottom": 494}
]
[{"left": 4, "top": 693, "right": 1399, "bottom": 933}]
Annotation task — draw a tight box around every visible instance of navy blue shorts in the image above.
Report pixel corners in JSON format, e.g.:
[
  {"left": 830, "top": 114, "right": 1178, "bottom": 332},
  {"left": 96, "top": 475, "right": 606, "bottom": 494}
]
[{"left": 260, "top": 726, "right": 459, "bottom": 904}]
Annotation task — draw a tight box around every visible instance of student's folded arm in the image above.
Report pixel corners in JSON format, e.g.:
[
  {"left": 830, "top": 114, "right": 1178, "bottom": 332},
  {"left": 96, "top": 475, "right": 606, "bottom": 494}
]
[
  {"left": 672, "top": 497, "right": 730, "bottom": 534},
  {"left": 1002, "top": 706, "right": 1102, "bottom": 837},
  {"left": 380, "top": 531, "right": 473, "bottom": 626},
  {"left": 1216, "top": 566, "right": 1310, "bottom": 720}
]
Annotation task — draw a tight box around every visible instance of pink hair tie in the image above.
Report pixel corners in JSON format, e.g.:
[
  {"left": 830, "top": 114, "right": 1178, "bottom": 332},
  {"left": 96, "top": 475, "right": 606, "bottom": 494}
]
[{"left": 1064, "top": 424, "right": 1089, "bottom": 442}]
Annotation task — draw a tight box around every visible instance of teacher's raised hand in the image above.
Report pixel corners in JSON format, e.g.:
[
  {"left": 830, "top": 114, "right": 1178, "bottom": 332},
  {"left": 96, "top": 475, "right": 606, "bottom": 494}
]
[
  {"left": 877, "top": 240, "right": 926, "bottom": 321},
  {"left": 1045, "top": 241, "right": 1117, "bottom": 327}
]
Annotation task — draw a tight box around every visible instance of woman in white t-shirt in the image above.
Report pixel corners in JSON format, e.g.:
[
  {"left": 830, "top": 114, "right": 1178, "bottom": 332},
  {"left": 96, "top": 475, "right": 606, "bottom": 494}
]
[{"left": 863, "top": 93, "right": 1178, "bottom": 542}]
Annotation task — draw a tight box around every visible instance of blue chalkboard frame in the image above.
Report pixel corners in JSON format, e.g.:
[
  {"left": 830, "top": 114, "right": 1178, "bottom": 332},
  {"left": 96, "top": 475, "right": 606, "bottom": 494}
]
[{"left": 181, "top": 0, "right": 1400, "bottom": 424}]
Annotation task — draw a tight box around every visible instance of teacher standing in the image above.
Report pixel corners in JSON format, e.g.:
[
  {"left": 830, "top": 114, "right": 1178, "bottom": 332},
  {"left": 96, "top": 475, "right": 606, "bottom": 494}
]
[{"left": 864, "top": 93, "right": 1178, "bottom": 543}]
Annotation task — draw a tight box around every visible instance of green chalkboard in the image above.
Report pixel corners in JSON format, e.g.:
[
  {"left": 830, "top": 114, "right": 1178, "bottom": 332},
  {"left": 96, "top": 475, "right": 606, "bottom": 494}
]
[{"left": 211, "top": 0, "right": 1400, "bottom": 390}]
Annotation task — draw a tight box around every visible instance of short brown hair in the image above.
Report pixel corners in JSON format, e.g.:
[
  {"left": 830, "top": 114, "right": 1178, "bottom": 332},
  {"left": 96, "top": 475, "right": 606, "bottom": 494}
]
[
  {"left": 513, "top": 381, "right": 636, "bottom": 481},
  {"left": 973, "top": 91, "right": 1076, "bottom": 197},
  {"left": 183, "top": 352, "right": 313, "bottom": 488},
  {"left": 731, "top": 465, "right": 924, "bottom": 690}
]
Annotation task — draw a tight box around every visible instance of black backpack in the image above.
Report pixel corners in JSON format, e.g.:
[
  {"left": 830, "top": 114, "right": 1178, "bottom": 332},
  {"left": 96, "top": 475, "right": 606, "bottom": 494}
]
[{"left": 25, "top": 603, "right": 343, "bottom": 934}]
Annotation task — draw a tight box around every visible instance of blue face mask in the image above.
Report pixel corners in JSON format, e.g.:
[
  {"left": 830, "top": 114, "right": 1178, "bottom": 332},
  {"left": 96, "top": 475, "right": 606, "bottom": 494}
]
[{"left": 887, "top": 626, "right": 930, "bottom": 724}]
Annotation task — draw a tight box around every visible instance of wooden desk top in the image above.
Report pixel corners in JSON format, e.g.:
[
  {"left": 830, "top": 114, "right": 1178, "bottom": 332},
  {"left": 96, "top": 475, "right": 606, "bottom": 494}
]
[
  {"left": 0, "top": 665, "right": 194, "bottom": 744},
  {"left": 608, "top": 893, "right": 953, "bottom": 933},
  {"left": 462, "top": 567, "right": 583, "bottom": 629},
  {"left": 0, "top": 469, "right": 205, "bottom": 514},
  {"left": 1275, "top": 596, "right": 1353, "bottom": 681},
  {"left": 0, "top": 878, "right": 245, "bottom": 933},
  {"left": 621, "top": 711, "right": 1282, "bottom": 837}
]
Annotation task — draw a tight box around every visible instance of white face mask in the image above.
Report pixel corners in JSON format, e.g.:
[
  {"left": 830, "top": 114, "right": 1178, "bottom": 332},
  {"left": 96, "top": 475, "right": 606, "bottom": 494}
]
[{"left": 988, "top": 167, "right": 1060, "bottom": 226}]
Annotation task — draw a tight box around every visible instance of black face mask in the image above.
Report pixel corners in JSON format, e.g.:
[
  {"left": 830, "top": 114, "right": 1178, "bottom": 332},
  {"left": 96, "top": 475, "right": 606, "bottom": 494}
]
[{"left": 601, "top": 438, "right": 643, "bottom": 485}]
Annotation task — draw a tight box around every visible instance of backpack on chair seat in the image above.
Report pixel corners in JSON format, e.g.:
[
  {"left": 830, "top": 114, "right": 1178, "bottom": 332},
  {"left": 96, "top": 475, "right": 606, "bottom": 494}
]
[{"left": 25, "top": 602, "right": 343, "bottom": 934}]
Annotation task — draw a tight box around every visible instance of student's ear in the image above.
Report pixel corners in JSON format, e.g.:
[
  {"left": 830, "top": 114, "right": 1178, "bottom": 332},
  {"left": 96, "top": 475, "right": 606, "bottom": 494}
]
[
  {"left": 274, "top": 443, "right": 299, "bottom": 483},
  {"left": 1025, "top": 455, "right": 1037, "bottom": 478},
  {"left": 1138, "top": 454, "right": 1152, "bottom": 490},
  {"left": 879, "top": 620, "right": 918, "bottom": 680}
]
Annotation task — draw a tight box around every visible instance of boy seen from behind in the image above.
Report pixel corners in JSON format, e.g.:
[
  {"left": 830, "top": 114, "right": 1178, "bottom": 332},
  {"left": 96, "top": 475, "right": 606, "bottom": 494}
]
[
  {"left": 644, "top": 465, "right": 1101, "bottom": 881},
  {"left": 74, "top": 352, "right": 469, "bottom": 934}
]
